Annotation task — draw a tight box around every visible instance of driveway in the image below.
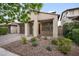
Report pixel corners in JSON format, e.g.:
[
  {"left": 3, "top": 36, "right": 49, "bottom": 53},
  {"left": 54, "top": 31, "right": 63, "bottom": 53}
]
[
  {"left": 0, "top": 47, "right": 19, "bottom": 56},
  {"left": 0, "top": 34, "right": 24, "bottom": 46}
]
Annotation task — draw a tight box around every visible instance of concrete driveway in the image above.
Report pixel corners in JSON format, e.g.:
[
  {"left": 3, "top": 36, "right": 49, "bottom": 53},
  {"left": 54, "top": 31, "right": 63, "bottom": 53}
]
[{"left": 0, "top": 34, "right": 24, "bottom": 46}]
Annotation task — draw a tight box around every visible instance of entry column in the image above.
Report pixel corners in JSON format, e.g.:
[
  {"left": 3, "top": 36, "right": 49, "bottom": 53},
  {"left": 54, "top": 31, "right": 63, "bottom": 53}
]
[
  {"left": 25, "top": 23, "right": 29, "bottom": 36},
  {"left": 53, "top": 16, "right": 58, "bottom": 38},
  {"left": 33, "top": 15, "right": 38, "bottom": 37}
]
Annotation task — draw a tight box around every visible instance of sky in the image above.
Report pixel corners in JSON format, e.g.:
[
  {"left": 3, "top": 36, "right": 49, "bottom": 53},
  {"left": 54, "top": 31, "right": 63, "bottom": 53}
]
[{"left": 41, "top": 3, "right": 79, "bottom": 14}]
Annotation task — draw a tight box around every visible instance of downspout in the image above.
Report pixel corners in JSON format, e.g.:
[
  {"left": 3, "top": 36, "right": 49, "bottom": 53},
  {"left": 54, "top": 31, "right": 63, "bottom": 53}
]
[
  {"left": 58, "top": 12, "right": 63, "bottom": 26},
  {"left": 58, "top": 12, "right": 63, "bottom": 37}
]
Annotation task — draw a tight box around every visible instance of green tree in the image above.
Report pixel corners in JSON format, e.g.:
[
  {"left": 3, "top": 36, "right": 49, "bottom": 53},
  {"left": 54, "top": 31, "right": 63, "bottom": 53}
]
[{"left": 0, "top": 3, "right": 43, "bottom": 24}]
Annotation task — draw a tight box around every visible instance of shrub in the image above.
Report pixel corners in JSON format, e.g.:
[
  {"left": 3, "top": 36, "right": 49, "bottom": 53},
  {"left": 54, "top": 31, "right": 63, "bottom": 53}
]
[
  {"left": 57, "top": 38, "right": 72, "bottom": 54},
  {"left": 63, "top": 22, "right": 79, "bottom": 39},
  {"left": 46, "top": 46, "right": 52, "bottom": 51},
  {"left": 72, "top": 29, "right": 79, "bottom": 45},
  {"left": 31, "top": 37, "right": 38, "bottom": 47},
  {"left": 21, "top": 36, "right": 28, "bottom": 44},
  {"left": 32, "top": 41, "right": 38, "bottom": 47},
  {"left": 51, "top": 39, "right": 58, "bottom": 45},
  {"left": 0, "top": 27, "right": 8, "bottom": 35},
  {"left": 31, "top": 37, "right": 37, "bottom": 42},
  {"left": 51, "top": 37, "right": 72, "bottom": 54},
  {"left": 63, "top": 22, "right": 74, "bottom": 39}
]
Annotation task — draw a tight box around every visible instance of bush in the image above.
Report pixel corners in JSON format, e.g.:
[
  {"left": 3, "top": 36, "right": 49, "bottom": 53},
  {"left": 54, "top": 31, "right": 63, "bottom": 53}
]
[
  {"left": 31, "top": 37, "right": 38, "bottom": 47},
  {"left": 51, "top": 39, "right": 58, "bottom": 45},
  {"left": 63, "top": 22, "right": 79, "bottom": 39},
  {"left": 72, "top": 29, "right": 79, "bottom": 45},
  {"left": 0, "top": 27, "right": 8, "bottom": 35},
  {"left": 57, "top": 38, "right": 72, "bottom": 54},
  {"left": 63, "top": 22, "right": 74, "bottom": 39},
  {"left": 31, "top": 37, "right": 37, "bottom": 42},
  {"left": 21, "top": 36, "right": 28, "bottom": 44},
  {"left": 46, "top": 46, "right": 52, "bottom": 51},
  {"left": 32, "top": 41, "right": 38, "bottom": 47},
  {"left": 51, "top": 37, "right": 72, "bottom": 54}
]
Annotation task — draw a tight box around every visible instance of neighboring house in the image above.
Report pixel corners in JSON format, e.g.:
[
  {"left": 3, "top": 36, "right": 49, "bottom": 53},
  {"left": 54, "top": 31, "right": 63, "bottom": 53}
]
[
  {"left": 8, "top": 11, "right": 59, "bottom": 38},
  {"left": 60, "top": 7, "right": 79, "bottom": 25}
]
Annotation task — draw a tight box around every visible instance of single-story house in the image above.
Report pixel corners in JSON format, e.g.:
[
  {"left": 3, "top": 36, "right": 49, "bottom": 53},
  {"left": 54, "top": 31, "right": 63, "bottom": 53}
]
[{"left": 3, "top": 11, "right": 59, "bottom": 38}]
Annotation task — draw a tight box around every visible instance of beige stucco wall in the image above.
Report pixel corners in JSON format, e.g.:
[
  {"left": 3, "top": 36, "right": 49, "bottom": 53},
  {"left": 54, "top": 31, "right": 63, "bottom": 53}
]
[
  {"left": 25, "top": 12, "right": 58, "bottom": 38},
  {"left": 30, "top": 12, "right": 57, "bottom": 21},
  {"left": 53, "top": 15, "right": 58, "bottom": 38},
  {"left": 25, "top": 23, "right": 30, "bottom": 36}
]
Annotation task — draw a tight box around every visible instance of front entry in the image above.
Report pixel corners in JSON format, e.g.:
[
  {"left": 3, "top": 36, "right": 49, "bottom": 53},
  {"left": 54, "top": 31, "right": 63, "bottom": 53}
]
[{"left": 39, "top": 20, "right": 53, "bottom": 36}]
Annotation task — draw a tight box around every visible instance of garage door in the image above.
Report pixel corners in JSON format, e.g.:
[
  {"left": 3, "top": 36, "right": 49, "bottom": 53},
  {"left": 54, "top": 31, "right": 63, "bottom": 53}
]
[{"left": 10, "top": 26, "right": 17, "bottom": 34}]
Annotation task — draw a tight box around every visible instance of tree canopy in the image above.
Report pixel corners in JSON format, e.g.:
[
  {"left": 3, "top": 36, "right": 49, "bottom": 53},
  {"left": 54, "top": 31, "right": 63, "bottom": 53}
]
[{"left": 0, "top": 3, "right": 43, "bottom": 24}]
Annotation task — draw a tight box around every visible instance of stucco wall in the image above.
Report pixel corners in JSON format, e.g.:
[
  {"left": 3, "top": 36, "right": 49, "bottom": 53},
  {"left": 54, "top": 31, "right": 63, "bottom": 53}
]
[
  {"left": 25, "top": 12, "right": 58, "bottom": 38},
  {"left": 30, "top": 12, "right": 57, "bottom": 21}
]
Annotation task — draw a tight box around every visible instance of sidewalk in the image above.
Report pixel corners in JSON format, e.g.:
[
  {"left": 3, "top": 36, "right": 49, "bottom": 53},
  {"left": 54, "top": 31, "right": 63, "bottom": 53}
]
[{"left": 0, "top": 48, "right": 19, "bottom": 56}]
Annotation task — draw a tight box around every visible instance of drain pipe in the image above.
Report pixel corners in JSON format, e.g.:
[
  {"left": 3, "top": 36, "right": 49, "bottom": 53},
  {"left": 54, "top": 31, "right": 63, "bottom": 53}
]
[{"left": 58, "top": 13, "right": 63, "bottom": 37}]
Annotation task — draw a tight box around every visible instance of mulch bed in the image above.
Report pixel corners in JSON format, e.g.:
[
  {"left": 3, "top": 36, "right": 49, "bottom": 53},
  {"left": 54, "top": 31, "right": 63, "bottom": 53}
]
[{"left": 1, "top": 38, "right": 79, "bottom": 56}]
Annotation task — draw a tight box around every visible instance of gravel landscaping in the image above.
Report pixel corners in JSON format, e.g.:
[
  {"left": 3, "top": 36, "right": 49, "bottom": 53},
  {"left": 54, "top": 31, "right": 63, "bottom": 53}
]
[{"left": 1, "top": 38, "right": 79, "bottom": 56}]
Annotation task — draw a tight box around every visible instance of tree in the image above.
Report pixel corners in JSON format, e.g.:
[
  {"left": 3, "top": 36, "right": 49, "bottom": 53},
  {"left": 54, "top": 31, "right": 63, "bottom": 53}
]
[{"left": 0, "top": 3, "right": 43, "bottom": 24}]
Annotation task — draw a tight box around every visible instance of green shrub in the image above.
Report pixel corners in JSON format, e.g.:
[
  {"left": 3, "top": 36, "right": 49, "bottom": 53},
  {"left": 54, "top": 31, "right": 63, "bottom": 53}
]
[
  {"left": 32, "top": 41, "right": 38, "bottom": 47},
  {"left": 51, "top": 37, "right": 72, "bottom": 54},
  {"left": 63, "top": 22, "right": 74, "bottom": 39},
  {"left": 21, "top": 36, "right": 28, "bottom": 44},
  {"left": 31, "top": 37, "right": 38, "bottom": 47},
  {"left": 31, "top": 37, "right": 37, "bottom": 42},
  {"left": 46, "top": 46, "right": 52, "bottom": 51},
  {"left": 57, "top": 38, "right": 72, "bottom": 54},
  {"left": 51, "top": 39, "right": 58, "bottom": 45},
  {"left": 0, "top": 27, "right": 8, "bottom": 35},
  {"left": 72, "top": 29, "right": 79, "bottom": 45},
  {"left": 63, "top": 22, "right": 79, "bottom": 39}
]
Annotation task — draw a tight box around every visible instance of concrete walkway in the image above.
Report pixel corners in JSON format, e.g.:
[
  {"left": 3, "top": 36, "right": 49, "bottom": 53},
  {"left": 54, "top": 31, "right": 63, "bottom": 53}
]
[{"left": 0, "top": 47, "right": 19, "bottom": 56}]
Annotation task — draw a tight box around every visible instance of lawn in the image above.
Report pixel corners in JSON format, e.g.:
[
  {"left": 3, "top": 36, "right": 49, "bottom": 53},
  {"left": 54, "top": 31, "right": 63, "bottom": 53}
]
[{"left": 1, "top": 37, "right": 79, "bottom": 56}]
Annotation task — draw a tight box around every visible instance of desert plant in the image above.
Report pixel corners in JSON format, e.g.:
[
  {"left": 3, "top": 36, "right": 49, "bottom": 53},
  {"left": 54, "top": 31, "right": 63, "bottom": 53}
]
[
  {"left": 46, "top": 46, "right": 52, "bottom": 51},
  {"left": 51, "top": 37, "right": 72, "bottom": 54},
  {"left": 57, "top": 38, "right": 72, "bottom": 54},
  {"left": 51, "top": 39, "right": 58, "bottom": 45},
  {"left": 32, "top": 41, "right": 38, "bottom": 47},
  {"left": 31, "top": 37, "right": 38, "bottom": 47},
  {"left": 31, "top": 37, "right": 37, "bottom": 42},
  {"left": 21, "top": 36, "right": 28, "bottom": 44}
]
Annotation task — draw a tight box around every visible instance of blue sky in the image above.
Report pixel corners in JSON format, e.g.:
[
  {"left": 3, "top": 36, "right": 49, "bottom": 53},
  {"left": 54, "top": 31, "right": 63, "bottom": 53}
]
[{"left": 41, "top": 3, "right": 79, "bottom": 14}]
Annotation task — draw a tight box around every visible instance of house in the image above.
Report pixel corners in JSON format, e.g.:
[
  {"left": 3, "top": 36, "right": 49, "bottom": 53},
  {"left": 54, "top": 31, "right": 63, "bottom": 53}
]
[
  {"left": 8, "top": 11, "right": 59, "bottom": 38},
  {"left": 60, "top": 7, "right": 79, "bottom": 25}
]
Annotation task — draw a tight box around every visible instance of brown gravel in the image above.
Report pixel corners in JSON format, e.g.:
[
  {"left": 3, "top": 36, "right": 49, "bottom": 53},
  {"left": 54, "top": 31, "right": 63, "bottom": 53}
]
[{"left": 1, "top": 38, "right": 79, "bottom": 56}]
